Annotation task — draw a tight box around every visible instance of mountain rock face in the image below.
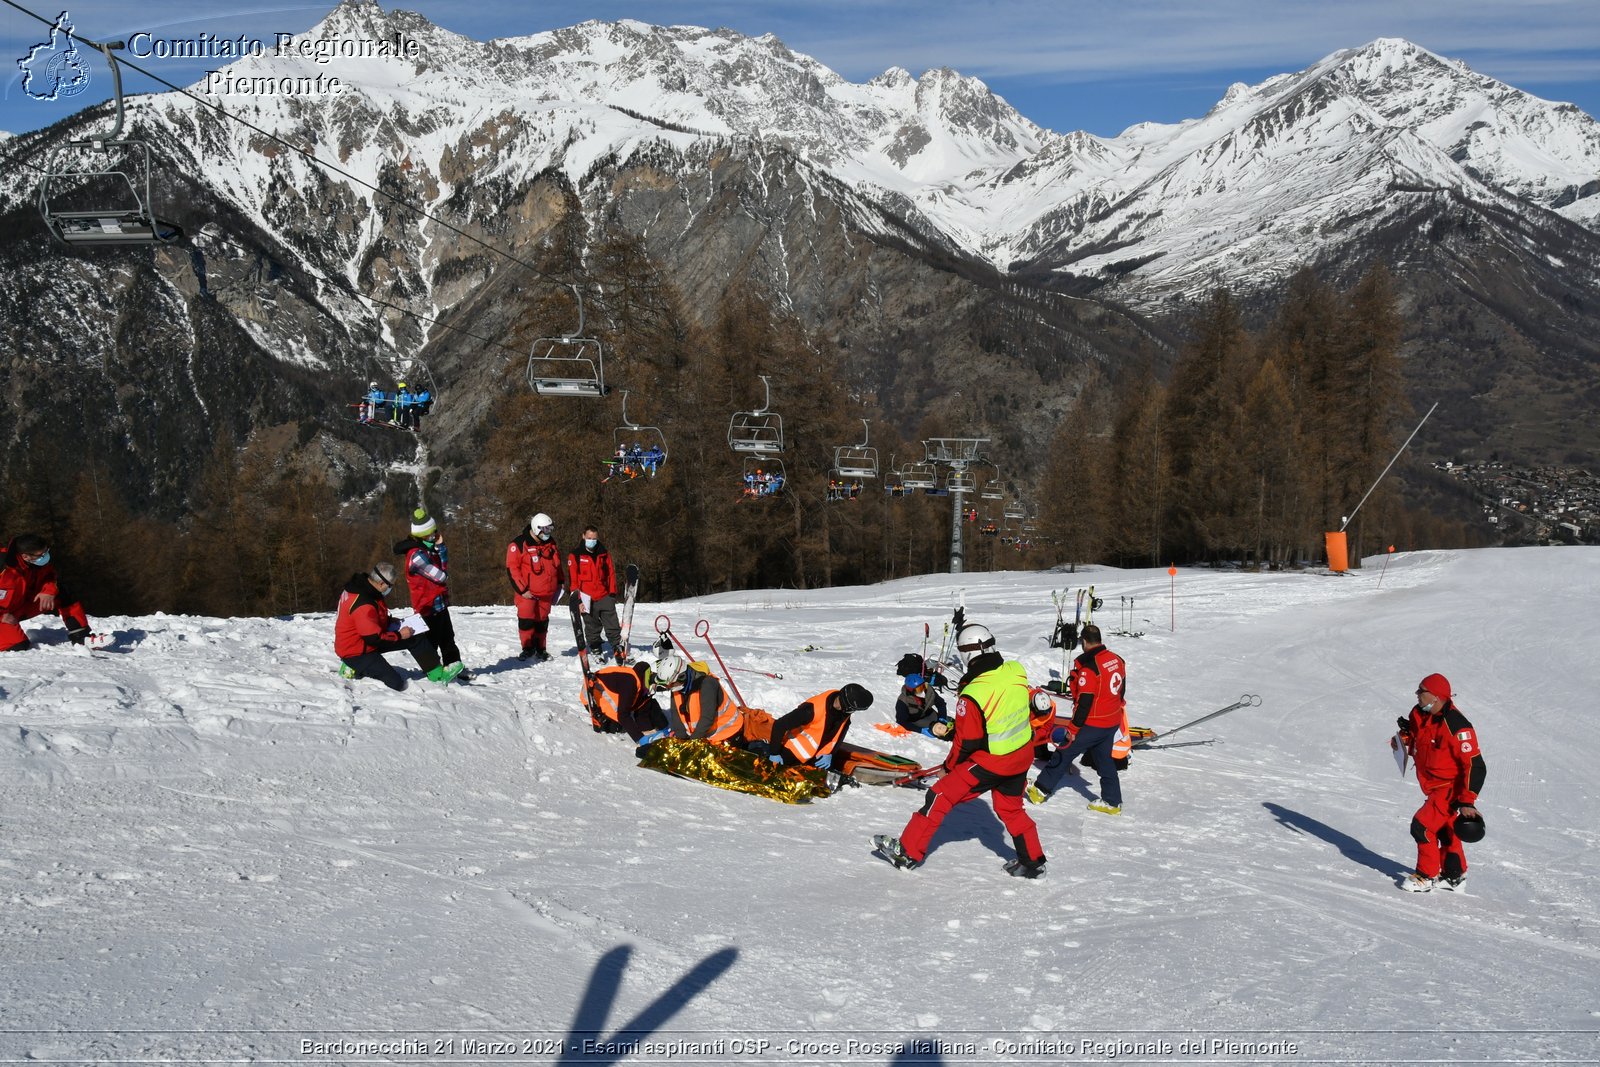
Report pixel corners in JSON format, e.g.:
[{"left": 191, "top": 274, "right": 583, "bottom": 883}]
[{"left": 1, "top": 1, "right": 1597, "bottom": 519}]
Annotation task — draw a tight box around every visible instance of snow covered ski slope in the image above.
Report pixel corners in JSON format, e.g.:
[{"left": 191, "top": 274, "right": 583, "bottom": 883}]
[{"left": 2, "top": 548, "right": 1597, "bottom": 1064}]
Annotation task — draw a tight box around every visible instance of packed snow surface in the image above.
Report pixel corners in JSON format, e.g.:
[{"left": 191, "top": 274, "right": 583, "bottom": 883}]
[{"left": 3, "top": 548, "right": 1598, "bottom": 1064}]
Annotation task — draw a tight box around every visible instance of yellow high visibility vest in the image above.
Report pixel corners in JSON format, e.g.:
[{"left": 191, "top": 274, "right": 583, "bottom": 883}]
[{"left": 960, "top": 661, "right": 1032, "bottom": 756}]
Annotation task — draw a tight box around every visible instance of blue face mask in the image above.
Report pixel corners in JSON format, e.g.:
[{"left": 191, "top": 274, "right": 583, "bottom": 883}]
[
  {"left": 28, "top": 550, "right": 51, "bottom": 567},
  {"left": 584, "top": 538, "right": 597, "bottom": 550}
]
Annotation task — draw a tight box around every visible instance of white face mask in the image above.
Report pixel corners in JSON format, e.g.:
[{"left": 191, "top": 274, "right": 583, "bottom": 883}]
[{"left": 584, "top": 538, "right": 597, "bottom": 550}]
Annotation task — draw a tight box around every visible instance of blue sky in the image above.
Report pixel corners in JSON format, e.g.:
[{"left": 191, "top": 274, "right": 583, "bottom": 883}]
[{"left": 4, "top": 0, "right": 1597, "bottom": 136}]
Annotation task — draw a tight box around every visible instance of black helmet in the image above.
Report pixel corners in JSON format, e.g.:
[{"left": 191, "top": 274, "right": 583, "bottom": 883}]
[
  {"left": 836, "top": 683, "right": 873, "bottom": 713},
  {"left": 1454, "top": 808, "right": 1486, "bottom": 843}
]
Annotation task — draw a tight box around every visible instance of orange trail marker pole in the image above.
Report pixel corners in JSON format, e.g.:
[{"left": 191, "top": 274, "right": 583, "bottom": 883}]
[
  {"left": 1377, "top": 544, "right": 1396, "bottom": 589},
  {"left": 1168, "top": 563, "right": 1177, "bottom": 632}
]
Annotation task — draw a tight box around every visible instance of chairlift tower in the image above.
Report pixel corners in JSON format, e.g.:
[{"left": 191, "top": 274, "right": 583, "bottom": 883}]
[{"left": 924, "top": 437, "right": 989, "bottom": 574}]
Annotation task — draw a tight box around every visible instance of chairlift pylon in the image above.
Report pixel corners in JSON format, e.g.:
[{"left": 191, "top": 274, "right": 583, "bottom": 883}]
[
  {"left": 527, "top": 284, "right": 607, "bottom": 397},
  {"left": 38, "top": 39, "right": 184, "bottom": 246},
  {"left": 832, "top": 418, "right": 878, "bottom": 480},
  {"left": 727, "top": 375, "right": 784, "bottom": 455}
]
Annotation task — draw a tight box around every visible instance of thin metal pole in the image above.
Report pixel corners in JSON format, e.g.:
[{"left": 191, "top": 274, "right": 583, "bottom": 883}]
[{"left": 1342, "top": 402, "right": 1438, "bottom": 532}]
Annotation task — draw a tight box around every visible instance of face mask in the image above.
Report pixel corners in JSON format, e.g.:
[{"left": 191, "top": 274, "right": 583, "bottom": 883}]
[
  {"left": 28, "top": 550, "right": 50, "bottom": 567},
  {"left": 584, "top": 538, "right": 597, "bottom": 550},
  {"left": 536, "top": 529, "right": 551, "bottom": 542}
]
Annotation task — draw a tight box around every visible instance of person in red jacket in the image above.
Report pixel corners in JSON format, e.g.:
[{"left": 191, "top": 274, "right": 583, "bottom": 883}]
[
  {"left": 334, "top": 563, "right": 461, "bottom": 690},
  {"left": 1028, "top": 624, "right": 1127, "bottom": 813},
  {"left": 395, "top": 509, "right": 470, "bottom": 681},
  {"left": 874, "top": 619, "right": 1047, "bottom": 879},
  {"left": 506, "top": 512, "right": 565, "bottom": 662},
  {"left": 767, "top": 684, "right": 873, "bottom": 769},
  {"left": 567, "top": 525, "right": 623, "bottom": 662},
  {"left": 0, "top": 533, "right": 93, "bottom": 651},
  {"left": 1395, "top": 673, "right": 1486, "bottom": 892}
]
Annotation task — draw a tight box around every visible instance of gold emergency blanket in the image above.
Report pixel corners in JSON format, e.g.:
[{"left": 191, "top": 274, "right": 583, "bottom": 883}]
[{"left": 637, "top": 738, "right": 831, "bottom": 804}]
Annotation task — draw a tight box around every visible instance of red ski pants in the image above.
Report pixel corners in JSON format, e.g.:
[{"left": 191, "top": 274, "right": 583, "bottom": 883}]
[
  {"left": 515, "top": 594, "right": 556, "bottom": 652},
  {"left": 0, "top": 600, "right": 89, "bottom": 651},
  {"left": 899, "top": 760, "right": 1044, "bottom": 866},
  {"left": 1410, "top": 787, "right": 1467, "bottom": 880}
]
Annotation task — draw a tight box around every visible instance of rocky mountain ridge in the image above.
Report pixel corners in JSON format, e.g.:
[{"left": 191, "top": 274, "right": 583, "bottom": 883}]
[{"left": 2, "top": 1, "right": 1597, "bottom": 527}]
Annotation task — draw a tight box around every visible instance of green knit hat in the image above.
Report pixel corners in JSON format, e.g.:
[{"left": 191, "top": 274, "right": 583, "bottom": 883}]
[{"left": 411, "top": 508, "right": 438, "bottom": 539}]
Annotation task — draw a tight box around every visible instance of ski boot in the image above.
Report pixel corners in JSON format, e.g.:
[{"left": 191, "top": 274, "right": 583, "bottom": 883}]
[
  {"left": 1087, "top": 800, "right": 1122, "bottom": 815},
  {"left": 427, "top": 663, "right": 466, "bottom": 686},
  {"left": 1025, "top": 780, "right": 1048, "bottom": 805},
  {"left": 338, "top": 664, "right": 358, "bottom": 680},
  {"left": 872, "top": 834, "right": 921, "bottom": 870},
  {"left": 1003, "top": 857, "right": 1048, "bottom": 880},
  {"left": 1399, "top": 872, "right": 1437, "bottom": 893}
]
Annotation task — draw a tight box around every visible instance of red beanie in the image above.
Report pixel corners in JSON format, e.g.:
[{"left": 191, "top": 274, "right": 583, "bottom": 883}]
[{"left": 1418, "top": 673, "right": 1451, "bottom": 702}]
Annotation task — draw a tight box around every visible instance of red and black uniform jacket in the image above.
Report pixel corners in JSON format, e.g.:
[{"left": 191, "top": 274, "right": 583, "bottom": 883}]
[
  {"left": 1069, "top": 645, "right": 1128, "bottom": 729},
  {"left": 945, "top": 651, "right": 1034, "bottom": 777},
  {"left": 506, "top": 533, "right": 565, "bottom": 599},
  {"left": 334, "top": 575, "right": 404, "bottom": 659},
  {"left": 395, "top": 538, "right": 449, "bottom": 617},
  {"left": 0, "top": 539, "right": 87, "bottom": 630},
  {"left": 1403, "top": 701, "right": 1486, "bottom": 804},
  {"left": 566, "top": 542, "right": 617, "bottom": 601},
  {"left": 770, "top": 691, "right": 851, "bottom": 766}
]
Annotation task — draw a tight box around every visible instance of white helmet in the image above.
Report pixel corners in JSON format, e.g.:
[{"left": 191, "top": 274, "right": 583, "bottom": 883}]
[
  {"left": 530, "top": 513, "right": 554, "bottom": 540},
  {"left": 649, "top": 650, "right": 686, "bottom": 690},
  {"left": 955, "top": 623, "right": 996, "bottom": 668}
]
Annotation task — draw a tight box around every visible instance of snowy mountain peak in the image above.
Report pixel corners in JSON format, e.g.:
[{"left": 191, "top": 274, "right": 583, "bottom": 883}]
[{"left": 870, "top": 66, "right": 915, "bottom": 90}]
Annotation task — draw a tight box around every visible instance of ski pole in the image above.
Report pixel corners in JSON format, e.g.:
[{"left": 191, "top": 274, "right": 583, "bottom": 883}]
[
  {"left": 653, "top": 614, "right": 698, "bottom": 663},
  {"left": 920, "top": 622, "right": 930, "bottom": 672},
  {"left": 1133, "top": 694, "right": 1261, "bottom": 749},
  {"left": 729, "top": 665, "right": 783, "bottom": 680},
  {"left": 693, "top": 619, "right": 750, "bottom": 708}
]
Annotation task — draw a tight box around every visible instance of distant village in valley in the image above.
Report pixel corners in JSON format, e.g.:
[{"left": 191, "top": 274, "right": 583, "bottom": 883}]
[{"left": 1436, "top": 461, "right": 1600, "bottom": 545}]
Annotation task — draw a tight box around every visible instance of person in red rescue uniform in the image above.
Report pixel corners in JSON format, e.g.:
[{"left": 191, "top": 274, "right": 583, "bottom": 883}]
[
  {"left": 1395, "top": 673, "right": 1485, "bottom": 891},
  {"left": 567, "top": 525, "right": 624, "bottom": 662},
  {"left": 583, "top": 660, "right": 669, "bottom": 741},
  {"left": 0, "top": 533, "right": 94, "bottom": 650},
  {"left": 875, "top": 619, "right": 1047, "bottom": 879},
  {"left": 506, "top": 512, "right": 565, "bottom": 662},
  {"left": 334, "top": 563, "right": 459, "bottom": 689},
  {"left": 395, "top": 509, "right": 469, "bottom": 681},
  {"left": 768, "top": 684, "right": 874, "bottom": 769},
  {"left": 1029, "top": 623, "right": 1127, "bottom": 813}
]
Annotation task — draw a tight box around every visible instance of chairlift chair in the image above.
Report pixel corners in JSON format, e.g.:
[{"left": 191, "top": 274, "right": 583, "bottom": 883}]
[
  {"left": 38, "top": 41, "right": 183, "bottom": 246},
  {"left": 740, "top": 457, "right": 787, "bottom": 499},
  {"left": 899, "top": 460, "right": 938, "bottom": 490},
  {"left": 1003, "top": 500, "right": 1026, "bottom": 521},
  {"left": 979, "top": 471, "right": 1005, "bottom": 500},
  {"left": 527, "top": 284, "right": 607, "bottom": 397},
  {"left": 832, "top": 418, "right": 878, "bottom": 480},
  {"left": 728, "top": 375, "right": 785, "bottom": 455},
  {"left": 609, "top": 390, "right": 668, "bottom": 480},
  {"left": 947, "top": 468, "right": 977, "bottom": 494}
]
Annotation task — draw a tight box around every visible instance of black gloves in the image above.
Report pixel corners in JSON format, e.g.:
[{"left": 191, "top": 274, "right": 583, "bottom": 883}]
[{"left": 952, "top": 606, "right": 966, "bottom": 631}]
